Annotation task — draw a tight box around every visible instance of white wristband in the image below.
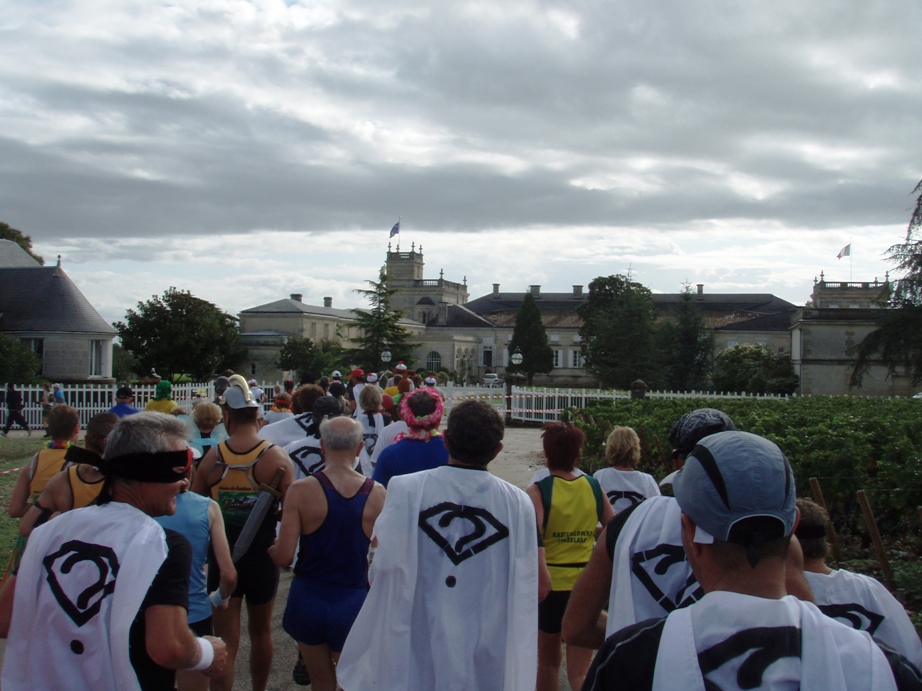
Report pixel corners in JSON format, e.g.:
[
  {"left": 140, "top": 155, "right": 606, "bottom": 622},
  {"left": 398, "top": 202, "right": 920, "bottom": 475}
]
[
  {"left": 209, "top": 589, "right": 230, "bottom": 608},
  {"left": 188, "top": 637, "right": 214, "bottom": 671}
]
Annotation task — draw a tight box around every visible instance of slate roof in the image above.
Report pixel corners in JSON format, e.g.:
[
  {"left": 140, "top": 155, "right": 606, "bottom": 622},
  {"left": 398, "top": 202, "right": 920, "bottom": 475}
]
[
  {"left": 0, "top": 265, "right": 116, "bottom": 334},
  {"left": 713, "top": 310, "right": 797, "bottom": 332},
  {"left": 241, "top": 297, "right": 421, "bottom": 327},
  {"left": 425, "top": 304, "right": 496, "bottom": 328},
  {"left": 0, "top": 240, "right": 41, "bottom": 268}
]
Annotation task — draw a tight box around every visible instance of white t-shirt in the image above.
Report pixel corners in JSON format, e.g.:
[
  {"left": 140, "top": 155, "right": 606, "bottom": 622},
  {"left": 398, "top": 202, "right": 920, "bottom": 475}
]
[
  {"left": 593, "top": 467, "right": 661, "bottom": 514},
  {"left": 530, "top": 466, "right": 584, "bottom": 485},
  {"left": 805, "top": 568, "right": 922, "bottom": 669}
]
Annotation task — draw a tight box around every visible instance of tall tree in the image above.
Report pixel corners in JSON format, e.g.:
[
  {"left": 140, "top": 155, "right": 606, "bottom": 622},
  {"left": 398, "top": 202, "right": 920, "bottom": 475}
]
[
  {"left": 507, "top": 292, "right": 554, "bottom": 385},
  {"left": 712, "top": 343, "right": 798, "bottom": 395},
  {"left": 656, "top": 284, "right": 714, "bottom": 391},
  {"left": 577, "top": 275, "right": 657, "bottom": 388},
  {"left": 0, "top": 335, "right": 42, "bottom": 384},
  {"left": 0, "top": 222, "right": 44, "bottom": 265},
  {"left": 277, "top": 336, "right": 321, "bottom": 380},
  {"left": 852, "top": 179, "right": 922, "bottom": 386},
  {"left": 350, "top": 267, "right": 419, "bottom": 372},
  {"left": 114, "top": 288, "right": 244, "bottom": 382}
]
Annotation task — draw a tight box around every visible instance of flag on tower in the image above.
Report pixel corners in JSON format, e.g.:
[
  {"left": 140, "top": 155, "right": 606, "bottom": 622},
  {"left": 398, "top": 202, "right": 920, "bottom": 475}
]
[
  {"left": 837, "top": 244, "right": 851, "bottom": 259},
  {"left": 389, "top": 221, "right": 400, "bottom": 238}
]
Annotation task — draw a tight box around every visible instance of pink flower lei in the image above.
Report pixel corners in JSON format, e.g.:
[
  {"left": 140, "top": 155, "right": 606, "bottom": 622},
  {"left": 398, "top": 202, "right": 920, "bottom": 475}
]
[{"left": 394, "top": 388, "right": 444, "bottom": 443}]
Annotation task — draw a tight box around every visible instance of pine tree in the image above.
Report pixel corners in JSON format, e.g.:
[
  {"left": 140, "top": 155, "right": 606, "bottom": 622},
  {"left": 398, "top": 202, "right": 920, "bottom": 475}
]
[
  {"left": 350, "top": 267, "right": 419, "bottom": 372},
  {"left": 508, "top": 293, "right": 554, "bottom": 386},
  {"left": 852, "top": 179, "right": 922, "bottom": 386},
  {"left": 656, "top": 284, "right": 714, "bottom": 391}
]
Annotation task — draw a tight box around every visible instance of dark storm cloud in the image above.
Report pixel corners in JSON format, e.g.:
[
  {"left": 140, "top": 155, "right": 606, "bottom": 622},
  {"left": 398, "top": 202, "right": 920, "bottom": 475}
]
[{"left": 1, "top": 0, "right": 921, "bottom": 246}]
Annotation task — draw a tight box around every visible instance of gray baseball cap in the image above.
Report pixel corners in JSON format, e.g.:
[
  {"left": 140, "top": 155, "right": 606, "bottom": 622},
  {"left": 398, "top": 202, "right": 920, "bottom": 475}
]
[
  {"left": 673, "top": 431, "right": 796, "bottom": 553},
  {"left": 668, "top": 408, "right": 736, "bottom": 456}
]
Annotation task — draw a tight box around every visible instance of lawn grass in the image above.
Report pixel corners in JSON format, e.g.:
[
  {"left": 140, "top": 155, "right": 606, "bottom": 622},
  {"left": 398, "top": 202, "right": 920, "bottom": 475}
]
[{"left": 0, "top": 436, "right": 45, "bottom": 558}]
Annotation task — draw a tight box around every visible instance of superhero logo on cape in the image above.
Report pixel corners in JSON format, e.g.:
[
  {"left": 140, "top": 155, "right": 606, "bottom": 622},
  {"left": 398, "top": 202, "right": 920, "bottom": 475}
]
[
  {"left": 363, "top": 433, "right": 378, "bottom": 456},
  {"left": 606, "top": 490, "right": 647, "bottom": 510},
  {"left": 43, "top": 540, "right": 120, "bottom": 627},
  {"left": 818, "top": 603, "right": 885, "bottom": 635},
  {"left": 289, "top": 444, "right": 324, "bottom": 477},
  {"left": 419, "top": 502, "right": 510, "bottom": 565},
  {"left": 697, "top": 626, "right": 801, "bottom": 690},
  {"left": 631, "top": 544, "right": 703, "bottom": 612}
]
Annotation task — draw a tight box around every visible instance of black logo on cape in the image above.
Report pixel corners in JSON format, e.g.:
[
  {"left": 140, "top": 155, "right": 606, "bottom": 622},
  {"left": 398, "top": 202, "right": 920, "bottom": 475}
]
[
  {"left": 289, "top": 442, "right": 324, "bottom": 476},
  {"left": 419, "top": 502, "right": 510, "bottom": 565},
  {"left": 818, "top": 603, "right": 885, "bottom": 635},
  {"left": 607, "top": 490, "right": 646, "bottom": 510},
  {"left": 631, "top": 544, "right": 703, "bottom": 612},
  {"left": 363, "top": 433, "right": 378, "bottom": 456},
  {"left": 698, "top": 626, "right": 801, "bottom": 690},
  {"left": 43, "top": 540, "right": 120, "bottom": 627}
]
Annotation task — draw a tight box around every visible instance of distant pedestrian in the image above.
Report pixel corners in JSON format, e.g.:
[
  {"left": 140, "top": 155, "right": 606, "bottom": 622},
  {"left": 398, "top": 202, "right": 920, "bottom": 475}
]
[
  {"left": 40, "top": 384, "right": 52, "bottom": 437},
  {"left": 108, "top": 386, "right": 140, "bottom": 418},
  {"left": 146, "top": 380, "right": 178, "bottom": 414},
  {"left": 52, "top": 383, "right": 65, "bottom": 405},
  {"left": 2, "top": 384, "right": 30, "bottom": 437},
  {"left": 593, "top": 426, "right": 660, "bottom": 514}
]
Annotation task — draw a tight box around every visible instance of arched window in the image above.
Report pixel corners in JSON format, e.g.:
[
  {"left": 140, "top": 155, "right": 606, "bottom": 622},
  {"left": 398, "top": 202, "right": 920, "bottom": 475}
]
[{"left": 426, "top": 351, "right": 442, "bottom": 371}]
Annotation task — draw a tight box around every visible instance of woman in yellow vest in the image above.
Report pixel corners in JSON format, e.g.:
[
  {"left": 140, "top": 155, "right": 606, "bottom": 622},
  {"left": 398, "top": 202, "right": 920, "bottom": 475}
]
[
  {"left": 526, "top": 422, "right": 615, "bottom": 691},
  {"left": 145, "top": 380, "right": 179, "bottom": 414}
]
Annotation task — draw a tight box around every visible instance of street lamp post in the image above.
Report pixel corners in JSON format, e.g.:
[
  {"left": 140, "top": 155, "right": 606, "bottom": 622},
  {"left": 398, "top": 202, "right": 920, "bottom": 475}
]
[
  {"left": 380, "top": 344, "right": 392, "bottom": 374},
  {"left": 506, "top": 347, "right": 524, "bottom": 423}
]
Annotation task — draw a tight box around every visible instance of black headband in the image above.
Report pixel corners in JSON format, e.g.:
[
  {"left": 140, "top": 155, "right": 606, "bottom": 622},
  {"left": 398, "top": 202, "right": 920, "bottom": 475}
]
[{"left": 95, "top": 449, "right": 192, "bottom": 483}]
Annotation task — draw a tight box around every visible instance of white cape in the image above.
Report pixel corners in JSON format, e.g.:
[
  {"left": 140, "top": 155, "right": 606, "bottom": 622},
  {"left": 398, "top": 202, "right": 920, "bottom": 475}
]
[
  {"left": 608, "top": 496, "right": 702, "bottom": 636},
  {"left": 593, "top": 467, "right": 661, "bottom": 514},
  {"left": 259, "top": 412, "right": 315, "bottom": 448},
  {"left": 3, "top": 502, "right": 168, "bottom": 691},
  {"left": 805, "top": 568, "right": 922, "bottom": 668},
  {"left": 337, "top": 465, "right": 538, "bottom": 691},
  {"left": 651, "top": 592, "right": 895, "bottom": 691}
]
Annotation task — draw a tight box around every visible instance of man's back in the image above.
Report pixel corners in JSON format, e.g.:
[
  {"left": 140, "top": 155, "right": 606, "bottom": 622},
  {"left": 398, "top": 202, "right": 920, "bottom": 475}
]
[
  {"left": 337, "top": 464, "right": 539, "bottom": 691},
  {"left": 585, "top": 592, "right": 897, "bottom": 691}
]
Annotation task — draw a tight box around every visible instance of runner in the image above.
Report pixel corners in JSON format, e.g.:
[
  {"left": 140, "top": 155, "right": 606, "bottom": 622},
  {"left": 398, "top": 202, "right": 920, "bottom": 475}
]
[
  {"left": 371, "top": 388, "right": 449, "bottom": 488},
  {"left": 528, "top": 422, "right": 614, "bottom": 691},
  {"left": 191, "top": 376, "right": 293, "bottom": 691},
  {"left": 356, "top": 385, "right": 385, "bottom": 477},
  {"left": 592, "top": 426, "right": 660, "bottom": 513},
  {"left": 270, "top": 416, "right": 386, "bottom": 691}
]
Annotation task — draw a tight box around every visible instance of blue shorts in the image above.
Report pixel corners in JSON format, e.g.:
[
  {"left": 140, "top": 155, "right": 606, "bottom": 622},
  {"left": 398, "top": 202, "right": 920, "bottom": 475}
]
[{"left": 282, "top": 577, "right": 367, "bottom": 652}]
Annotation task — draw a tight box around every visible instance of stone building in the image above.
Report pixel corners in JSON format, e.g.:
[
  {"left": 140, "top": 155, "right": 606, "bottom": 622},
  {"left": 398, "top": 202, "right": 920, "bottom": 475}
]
[{"left": 0, "top": 240, "right": 116, "bottom": 382}]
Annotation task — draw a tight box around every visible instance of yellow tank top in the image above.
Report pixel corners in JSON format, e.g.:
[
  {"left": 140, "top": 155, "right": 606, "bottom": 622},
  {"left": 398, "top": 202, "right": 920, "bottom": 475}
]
[
  {"left": 29, "top": 449, "right": 70, "bottom": 502},
  {"left": 537, "top": 474, "right": 604, "bottom": 591},
  {"left": 68, "top": 465, "right": 105, "bottom": 509},
  {"left": 210, "top": 440, "right": 272, "bottom": 528}
]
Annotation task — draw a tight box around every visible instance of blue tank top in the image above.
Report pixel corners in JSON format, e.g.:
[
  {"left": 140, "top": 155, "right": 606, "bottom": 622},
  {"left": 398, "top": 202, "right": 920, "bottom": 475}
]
[
  {"left": 295, "top": 471, "right": 374, "bottom": 589},
  {"left": 155, "top": 491, "right": 212, "bottom": 624}
]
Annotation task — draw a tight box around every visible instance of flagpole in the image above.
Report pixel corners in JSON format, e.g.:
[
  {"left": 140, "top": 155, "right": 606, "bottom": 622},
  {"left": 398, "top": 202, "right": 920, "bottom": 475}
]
[{"left": 849, "top": 236, "right": 853, "bottom": 282}]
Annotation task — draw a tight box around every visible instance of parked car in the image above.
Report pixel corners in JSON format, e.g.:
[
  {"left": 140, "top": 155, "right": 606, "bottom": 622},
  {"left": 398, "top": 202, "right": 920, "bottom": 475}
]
[{"left": 482, "top": 373, "right": 504, "bottom": 388}]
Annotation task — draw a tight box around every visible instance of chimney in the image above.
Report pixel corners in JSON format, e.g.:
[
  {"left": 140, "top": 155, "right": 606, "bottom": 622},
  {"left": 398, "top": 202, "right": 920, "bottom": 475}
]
[
  {"left": 290, "top": 293, "right": 303, "bottom": 302},
  {"left": 696, "top": 284, "right": 704, "bottom": 295},
  {"left": 492, "top": 283, "right": 500, "bottom": 296},
  {"left": 573, "top": 285, "right": 583, "bottom": 297},
  {"left": 323, "top": 297, "right": 332, "bottom": 308},
  {"left": 438, "top": 301, "right": 450, "bottom": 323},
  {"left": 530, "top": 285, "right": 541, "bottom": 298}
]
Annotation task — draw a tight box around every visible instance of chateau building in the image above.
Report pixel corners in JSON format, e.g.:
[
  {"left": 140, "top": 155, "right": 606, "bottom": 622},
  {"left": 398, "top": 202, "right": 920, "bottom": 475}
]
[{"left": 237, "top": 246, "right": 912, "bottom": 395}]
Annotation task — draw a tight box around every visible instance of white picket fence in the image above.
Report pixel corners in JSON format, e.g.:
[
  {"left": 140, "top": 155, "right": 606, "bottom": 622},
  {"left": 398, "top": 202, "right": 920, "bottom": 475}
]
[{"left": 0, "top": 381, "right": 793, "bottom": 429}]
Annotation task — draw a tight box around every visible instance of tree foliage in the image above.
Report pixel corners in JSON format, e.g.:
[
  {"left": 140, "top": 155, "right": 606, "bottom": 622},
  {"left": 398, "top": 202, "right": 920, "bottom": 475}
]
[
  {"left": 0, "top": 222, "right": 44, "bottom": 265},
  {"left": 0, "top": 335, "right": 42, "bottom": 384},
  {"left": 350, "top": 267, "right": 419, "bottom": 372},
  {"left": 508, "top": 292, "right": 554, "bottom": 385},
  {"left": 111, "top": 344, "right": 139, "bottom": 383},
  {"left": 852, "top": 179, "right": 922, "bottom": 386},
  {"left": 712, "top": 343, "right": 798, "bottom": 395},
  {"left": 656, "top": 285, "right": 714, "bottom": 391},
  {"left": 577, "top": 275, "right": 658, "bottom": 388},
  {"left": 114, "top": 288, "right": 243, "bottom": 382}
]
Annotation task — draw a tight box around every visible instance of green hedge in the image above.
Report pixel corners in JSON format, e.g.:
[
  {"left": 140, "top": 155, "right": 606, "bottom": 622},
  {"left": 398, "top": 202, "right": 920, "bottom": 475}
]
[{"left": 571, "top": 397, "right": 922, "bottom": 530}]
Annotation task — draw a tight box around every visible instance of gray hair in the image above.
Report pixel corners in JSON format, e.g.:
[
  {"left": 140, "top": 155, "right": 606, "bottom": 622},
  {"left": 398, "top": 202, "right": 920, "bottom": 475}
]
[
  {"left": 359, "top": 384, "right": 383, "bottom": 412},
  {"left": 104, "top": 412, "right": 190, "bottom": 459},
  {"left": 319, "top": 416, "right": 363, "bottom": 452}
]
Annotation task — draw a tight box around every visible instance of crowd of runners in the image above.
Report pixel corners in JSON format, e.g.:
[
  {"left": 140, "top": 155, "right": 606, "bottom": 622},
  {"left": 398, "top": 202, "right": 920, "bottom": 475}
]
[{"left": 0, "top": 367, "right": 920, "bottom": 690}]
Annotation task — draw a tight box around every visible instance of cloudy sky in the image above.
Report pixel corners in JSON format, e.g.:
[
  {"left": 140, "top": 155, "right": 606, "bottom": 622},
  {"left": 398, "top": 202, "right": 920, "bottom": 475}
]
[{"left": 2, "top": 0, "right": 920, "bottom": 322}]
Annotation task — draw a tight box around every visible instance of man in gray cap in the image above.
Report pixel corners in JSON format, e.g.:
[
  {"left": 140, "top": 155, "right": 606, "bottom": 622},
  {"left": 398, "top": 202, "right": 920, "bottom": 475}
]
[
  {"left": 582, "top": 431, "right": 902, "bottom": 690},
  {"left": 564, "top": 408, "right": 736, "bottom": 647}
]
